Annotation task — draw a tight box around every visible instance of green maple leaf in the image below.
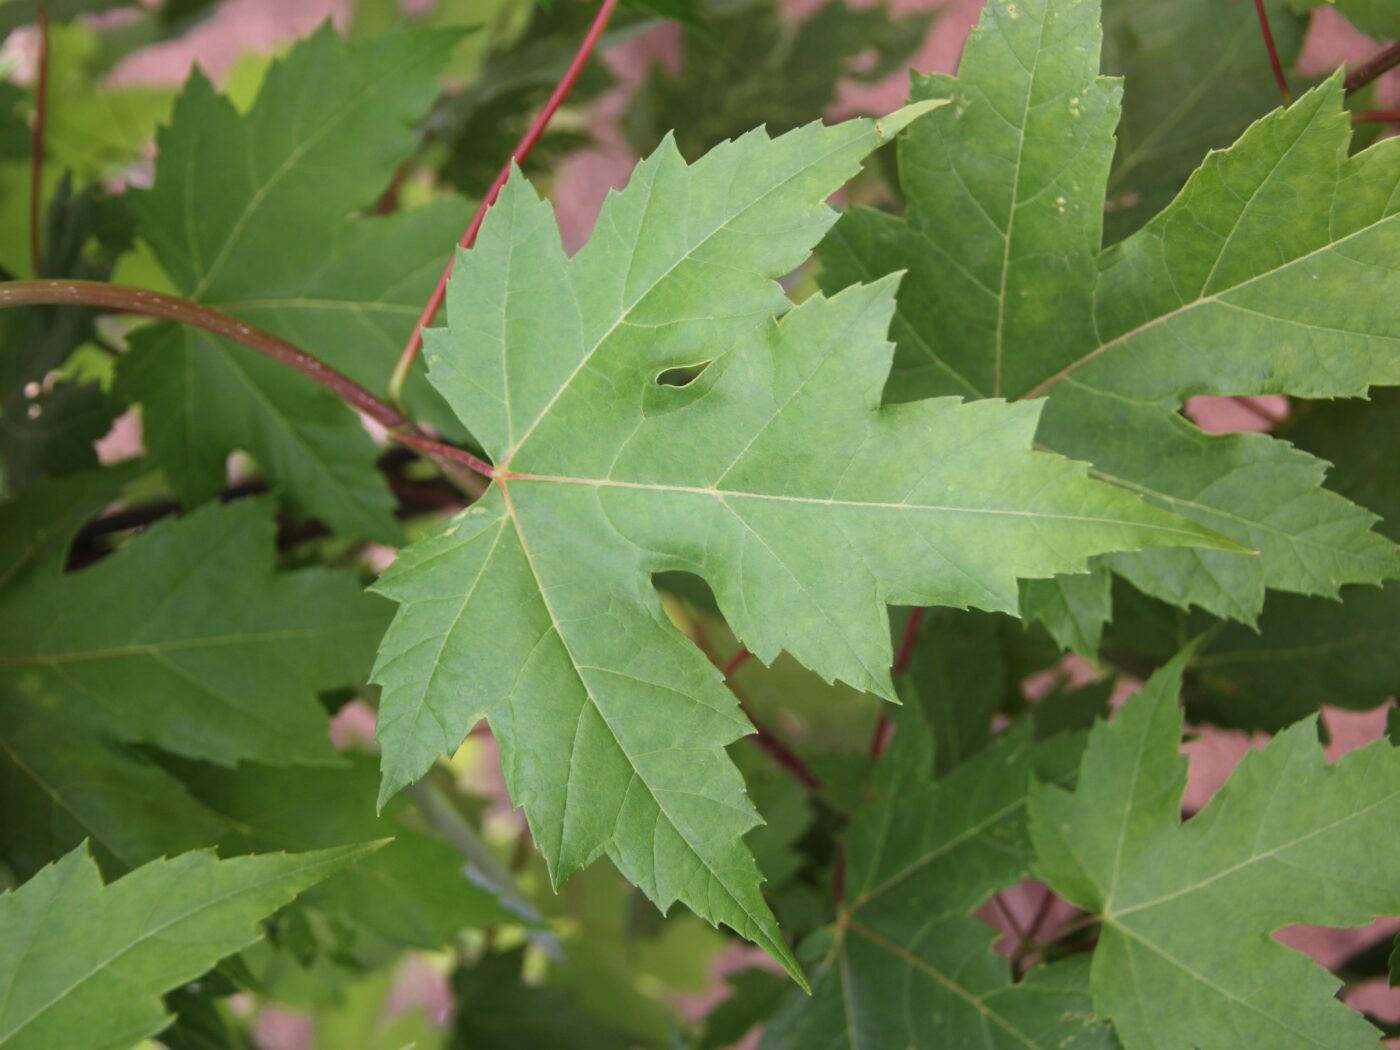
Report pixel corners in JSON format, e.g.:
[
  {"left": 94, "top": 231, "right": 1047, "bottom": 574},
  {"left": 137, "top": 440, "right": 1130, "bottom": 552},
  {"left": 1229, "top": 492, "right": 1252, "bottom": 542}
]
[
  {"left": 0, "top": 699, "right": 237, "bottom": 882},
  {"left": 172, "top": 756, "right": 514, "bottom": 950},
  {"left": 371, "top": 105, "right": 1229, "bottom": 977},
  {"left": 1100, "top": 0, "right": 1309, "bottom": 242},
  {"left": 0, "top": 470, "right": 187, "bottom": 874},
  {"left": 898, "top": 607, "right": 1007, "bottom": 775},
  {"left": 1103, "top": 388, "right": 1400, "bottom": 733},
  {"left": 1031, "top": 647, "right": 1400, "bottom": 1048},
  {"left": 0, "top": 179, "right": 121, "bottom": 496},
  {"left": 449, "top": 947, "right": 634, "bottom": 1050},
  {"left": 115, "top": 26, "right": 469, "bottom": 540},
  {"left": 818, "top": 0, "right": 1400, "bottom": 656},
  {"left": 763, "top": 709, "right": 1112, "bottom": 1048},
  {"left": 0, "top": 495, "right": 391, "bottom": 767},
  {"left": 1, "top": 476, "right": 496, "bottom": 952},
  {"left": 0, "top": 841, "right": 377, "bottom": 1050},
  {"left": 1285, "top": 387, "right": 1400, "bottom": 536},
  {"left": 1103, "top": 577, "right": 1400, "bottom": 733}
]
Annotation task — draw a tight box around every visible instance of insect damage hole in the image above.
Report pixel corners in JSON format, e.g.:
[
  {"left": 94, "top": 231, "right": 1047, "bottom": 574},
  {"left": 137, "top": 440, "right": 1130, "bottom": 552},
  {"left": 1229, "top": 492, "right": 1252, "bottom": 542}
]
[{"left": 655, "top": 360, "right": 712, "bottom": 388}]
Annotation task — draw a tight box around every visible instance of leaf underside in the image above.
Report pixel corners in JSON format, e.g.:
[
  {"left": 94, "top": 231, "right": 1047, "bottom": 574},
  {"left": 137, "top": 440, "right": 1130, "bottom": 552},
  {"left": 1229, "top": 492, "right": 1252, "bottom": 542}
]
[{"left": 371, "top": 99, "right": 1228, "bottom": 976}]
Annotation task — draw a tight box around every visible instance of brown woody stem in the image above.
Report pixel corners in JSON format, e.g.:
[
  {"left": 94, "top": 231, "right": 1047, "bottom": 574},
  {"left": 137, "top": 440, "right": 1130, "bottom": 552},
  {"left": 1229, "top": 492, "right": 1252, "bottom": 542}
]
[
  {"left": 0, "top": 279, "right": 495, "bottom": 481},
  {"left": 1353, "top": 109, "right": 1400, "bottom": 123},
  {"left": 1345, "top": 41, "right": 1400, "bottom": 95}
]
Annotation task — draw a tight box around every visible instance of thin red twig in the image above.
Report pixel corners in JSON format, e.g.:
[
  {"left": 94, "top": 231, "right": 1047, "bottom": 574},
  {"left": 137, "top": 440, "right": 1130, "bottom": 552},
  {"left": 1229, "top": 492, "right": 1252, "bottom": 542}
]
[
  {"left": 869, "top": 607, "right": 926, "bottom": 759},
  {"left": 689, "top": 627, "right": 822, "bottom": 794},
  {"left": 1345, "top": 41, "right": 1400, "bottom": 95},
  {"left": 747, "top": 708, "right": 823, "bottom": 792},
  {"left": 893, "top": 607, "right": 925, "bottom": 671},
  {"left": 392, "top": 431, "right": 494, "bottom": 476},
  {"left": 722, "top": 646, "right": 752, "bottom": 678},
  {"left": 867, "top": 715, "right": 894, "bottom": 759},
  {"left": 387, "top": 0, "right": 620, "bottom": 407},
  {"left": 28, "top": 2, "right": 49, "bottom": 275},
  {"left": 1252, "top": 0, "right": 1292, "bottom": 103},
  {"left": 1353, "top": 109, "right": 1400, "bottom": 123},
  {"left": 0, "top": 279, "right": 495, "bottom": 480}
]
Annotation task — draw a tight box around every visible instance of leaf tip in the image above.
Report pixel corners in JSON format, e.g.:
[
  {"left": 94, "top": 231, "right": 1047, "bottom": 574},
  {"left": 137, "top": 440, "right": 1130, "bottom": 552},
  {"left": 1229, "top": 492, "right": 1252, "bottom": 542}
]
[{"left": 874, "top": 98, "right": 947, "bottom": 140}]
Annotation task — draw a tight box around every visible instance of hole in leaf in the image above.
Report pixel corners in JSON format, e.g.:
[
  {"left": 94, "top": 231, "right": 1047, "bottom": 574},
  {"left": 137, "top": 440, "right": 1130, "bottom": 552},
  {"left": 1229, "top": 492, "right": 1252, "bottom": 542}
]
[
  {"left": 653, "top": 571, "right": 720, "bottom": 617},
  {"left": 655, "top": 361, "right": 711, "bottom": 388}
]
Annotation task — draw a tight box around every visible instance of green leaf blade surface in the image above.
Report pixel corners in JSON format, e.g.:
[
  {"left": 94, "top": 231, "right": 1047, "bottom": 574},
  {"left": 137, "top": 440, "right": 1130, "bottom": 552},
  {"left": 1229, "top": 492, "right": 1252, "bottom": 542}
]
[
  {"left": 819, "top": 0, "right": 1400, "bottom": 636},
  {"left": 0, "top": 497, "right": 392, "bottom": 767},
  {"left": 374, "top": 103, "right": 1230, "bottom": 977},
  {"left": 117, "top": 26, "right": 469, "bottom": 538},
  {"left": 0, "top": 842, "right": 377, "bottom": 1050},
  {"left": 1031, "top": 649, "right": 1400, "bottom": 1048}
]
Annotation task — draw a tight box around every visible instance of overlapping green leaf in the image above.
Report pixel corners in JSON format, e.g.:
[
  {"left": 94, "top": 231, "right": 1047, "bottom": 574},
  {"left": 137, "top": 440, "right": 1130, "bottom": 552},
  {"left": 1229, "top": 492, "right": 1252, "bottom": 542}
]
[
  {"left": 1102, "top": 389, "right": 1400, "bottom": 731},
  {"left": 763, "top": 707, "right": 1111, "bottom": 1048},
  {"left": 1100, "top": 0, "right": 1308, "bottom": 242},
  {"left": 0, "top": 842, "right": 376, "bottom": 1050},
  {"left": 1031, "top": 649, "right": 1400, "bottom": 1048},
  {"left": 0, "top": 179, "right": 120, "bottom": 496},
  {"left": 0, "top": 495, "right": 391, "bottom": 767},
  {"left": 449, "top": 947, "right": 632, "bottom": 1050},
  {"left": 172, "top": 756, "right": 514, "bottom": 949},
  {"left": 116, "top": 26, "right": 469, "bottom": 539},
  {"left": 625, "top": 0, "right": 933, "bottom": 160},
  {"left": 1103, "top": 576, "right": 1400, "bottom": 732},
  {"left": 819, "top": 0, "right": 1400, "bottom": 653},
  {"left": 372, "top": 102, "right": 1233, "bottom": 975}
]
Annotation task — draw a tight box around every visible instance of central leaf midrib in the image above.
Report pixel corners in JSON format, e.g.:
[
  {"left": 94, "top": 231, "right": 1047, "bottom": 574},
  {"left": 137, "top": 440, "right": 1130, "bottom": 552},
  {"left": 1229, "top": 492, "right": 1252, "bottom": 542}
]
[
  {"left": 0, "top": 622, "right": 379, "bottom": 665},
  {"left": 497, "top": 472, "right": 1213, "bottom": 539},
  {"left": 495, "top": 481, "right": 777, "bottom": 946}
]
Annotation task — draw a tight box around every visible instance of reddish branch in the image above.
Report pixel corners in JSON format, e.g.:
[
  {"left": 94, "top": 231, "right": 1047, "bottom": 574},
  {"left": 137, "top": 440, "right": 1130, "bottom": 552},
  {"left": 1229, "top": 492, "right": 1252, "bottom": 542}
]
[
  {"left": 869, "top": 607, "right": 925, "bottom": 759},
  {"left": 29, "top": 3, "right": 49, "bottom": 275},
  {"left": 686, "top": 624, "right": 822, "bottom": 793},
  {"left": 1353, "top": 109, "right": 1400, "bottom": 123},
  {"left": 1346, "top": 41, "right": 1400, "bottom": 95},
  {"left": 387, "top": 0, "right": 621, "bottom": 407},
  {"left": 722, "top": 646, "right": 752, "bottom": 677},
  {"left": 0, "top": 279, "right": 495, "bottom": 480},
  {"left": 717, "top": 644, "right": 822, "bottom": 792},
  {"left": 1252, "top": 0, "right": 1292, "bottom": 103}
]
